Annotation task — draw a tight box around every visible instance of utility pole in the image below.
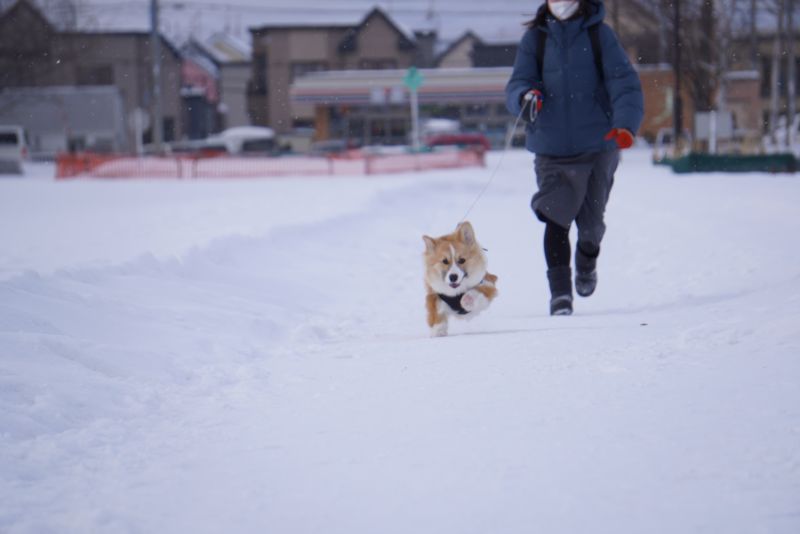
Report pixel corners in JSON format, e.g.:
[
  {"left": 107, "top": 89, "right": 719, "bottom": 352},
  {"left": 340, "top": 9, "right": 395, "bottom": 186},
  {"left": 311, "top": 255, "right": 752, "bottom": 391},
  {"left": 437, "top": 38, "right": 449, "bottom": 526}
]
[
  {"left": 770, "top": 0, "right": 785, "bottom": 146},
  {"left": 750, "top": 0, "right": 758, "bottom": 69},
  {"left": 150, "top": 0, "right": 163, "bottom": 152},
  {"left": 673, "top": 0, "right": 683, "bottom": 153},
  {"left": 787, "top": 0, "right": 796, "bottom": 148}
]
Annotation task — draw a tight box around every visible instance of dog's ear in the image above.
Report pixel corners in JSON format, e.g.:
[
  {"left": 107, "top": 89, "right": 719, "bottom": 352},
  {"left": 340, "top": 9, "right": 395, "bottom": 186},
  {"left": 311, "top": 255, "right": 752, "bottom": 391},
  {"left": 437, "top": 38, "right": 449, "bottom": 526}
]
[
  {"left": 456, "top": 221, "right": 475, "bottom": 246},
  {"left": 422, "top": 235, "right": 436, "bottom": 253}
]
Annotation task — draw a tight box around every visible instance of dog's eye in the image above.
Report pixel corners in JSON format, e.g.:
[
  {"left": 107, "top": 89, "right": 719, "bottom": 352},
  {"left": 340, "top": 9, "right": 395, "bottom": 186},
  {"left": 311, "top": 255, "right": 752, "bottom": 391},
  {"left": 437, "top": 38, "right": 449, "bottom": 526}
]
[
  {"left": 442, "top": 258, "right": 450, "bottom": 265},
  {"left": 457, "top": 258, "right": 466, "bottom": 265}
]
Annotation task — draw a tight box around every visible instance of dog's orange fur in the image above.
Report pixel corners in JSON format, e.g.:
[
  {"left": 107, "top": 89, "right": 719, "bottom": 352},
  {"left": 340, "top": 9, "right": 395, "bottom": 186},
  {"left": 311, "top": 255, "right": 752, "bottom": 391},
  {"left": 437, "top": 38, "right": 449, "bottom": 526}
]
[{"left": 425, "top": 292, "right": 446, "bottom": 328}]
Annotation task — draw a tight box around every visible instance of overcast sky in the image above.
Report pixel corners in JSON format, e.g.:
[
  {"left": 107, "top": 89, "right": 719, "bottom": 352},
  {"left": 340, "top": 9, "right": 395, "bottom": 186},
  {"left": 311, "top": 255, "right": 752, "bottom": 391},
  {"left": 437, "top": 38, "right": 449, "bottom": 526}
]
[
  {"left": 13, "top": 0, "right": 790, "bottom": 47},
  {"left": 69, "top": 0, "right": 546, "bottom": 45}
]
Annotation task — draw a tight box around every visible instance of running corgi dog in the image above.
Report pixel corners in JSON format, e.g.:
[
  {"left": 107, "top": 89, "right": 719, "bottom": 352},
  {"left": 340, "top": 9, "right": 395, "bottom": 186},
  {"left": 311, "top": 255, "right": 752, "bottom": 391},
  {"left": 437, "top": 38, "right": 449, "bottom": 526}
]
[{"left": 422, "top": 221, "right": 498, "bottom": 337}]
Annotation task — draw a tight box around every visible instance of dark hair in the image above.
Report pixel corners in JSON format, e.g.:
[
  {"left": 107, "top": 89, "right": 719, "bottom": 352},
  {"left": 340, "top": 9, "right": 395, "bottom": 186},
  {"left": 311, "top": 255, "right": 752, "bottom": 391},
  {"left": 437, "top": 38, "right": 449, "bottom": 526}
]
[{"left": 524, "top": 0, "right": 592, "bottom": 29}]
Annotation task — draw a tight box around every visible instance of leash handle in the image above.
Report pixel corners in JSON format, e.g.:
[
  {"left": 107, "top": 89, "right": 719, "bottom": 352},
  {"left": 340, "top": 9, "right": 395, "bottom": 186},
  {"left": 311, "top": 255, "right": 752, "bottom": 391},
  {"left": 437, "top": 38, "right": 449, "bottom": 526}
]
[{"left": 523, "top": 90, "right": 542, "bottom": 124}]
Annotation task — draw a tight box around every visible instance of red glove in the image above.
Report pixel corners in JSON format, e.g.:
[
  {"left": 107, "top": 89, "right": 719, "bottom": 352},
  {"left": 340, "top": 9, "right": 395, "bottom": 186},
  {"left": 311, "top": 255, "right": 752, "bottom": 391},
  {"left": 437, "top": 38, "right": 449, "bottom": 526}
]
[
  {"left": 604, "top": 128, "right": 635, "bottom": 149},
  {"left": 522, "top": 89, "right": 543, "bottom": 110},
  {"left": 521, "top": 90, "right": 543, "bottom": 123}
]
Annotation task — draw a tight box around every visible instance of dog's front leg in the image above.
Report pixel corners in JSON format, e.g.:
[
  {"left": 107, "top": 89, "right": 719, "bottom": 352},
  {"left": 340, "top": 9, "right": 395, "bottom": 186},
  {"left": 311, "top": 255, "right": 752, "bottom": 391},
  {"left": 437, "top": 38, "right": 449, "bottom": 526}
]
[
  {"left": 460, "top": 289, "right": 489, "bottom": 314},
  {"left": 426, "top": 292, "right": 448, "bottom": 337},
  {"left": 430, "top": 320, "right": 448, "bottom": 337}
]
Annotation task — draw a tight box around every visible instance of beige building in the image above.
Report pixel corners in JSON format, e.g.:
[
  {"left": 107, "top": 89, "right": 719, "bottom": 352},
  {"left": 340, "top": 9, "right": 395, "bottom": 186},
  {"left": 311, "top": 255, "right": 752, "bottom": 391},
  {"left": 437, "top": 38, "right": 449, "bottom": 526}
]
[
  {"left": 730, "top": 34, "right": 800, "bottom": 135},
  {"left": 0, "top": 0, "right": 183, "bottom": 151},
  {"left": 201, "top": 33, "right": 252, "bottom": 129},
  {"left": 436, "top": 31, "right": 481, "bottom": 69},
  {"left": 249, "top": 7, "right": 418, "bottom": 134}
]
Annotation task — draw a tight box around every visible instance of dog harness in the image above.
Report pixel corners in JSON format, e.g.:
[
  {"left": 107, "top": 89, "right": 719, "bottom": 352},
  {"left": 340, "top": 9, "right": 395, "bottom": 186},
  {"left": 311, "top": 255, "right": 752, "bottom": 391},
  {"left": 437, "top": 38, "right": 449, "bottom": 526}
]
[
  {"left": 436, "top": 277, "right": 491, "bottom": 315},
  {"left": 437, "top": 293, "right": 470, "bottom": 315}
]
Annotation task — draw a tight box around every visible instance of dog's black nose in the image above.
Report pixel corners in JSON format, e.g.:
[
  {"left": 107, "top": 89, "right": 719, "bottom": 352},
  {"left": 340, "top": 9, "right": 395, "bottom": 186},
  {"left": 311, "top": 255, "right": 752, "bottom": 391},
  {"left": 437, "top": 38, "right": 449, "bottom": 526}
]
[{"left": 449, "top": 274, "right": 458, "bottom": 282}]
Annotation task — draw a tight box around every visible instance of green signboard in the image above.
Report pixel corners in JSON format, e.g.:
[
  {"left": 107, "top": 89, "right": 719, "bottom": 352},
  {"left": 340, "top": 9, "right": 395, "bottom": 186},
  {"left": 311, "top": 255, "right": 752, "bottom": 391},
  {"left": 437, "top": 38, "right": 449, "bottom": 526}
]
[{"left": 403, "top": 67, "right": 424, "bottom": 91}]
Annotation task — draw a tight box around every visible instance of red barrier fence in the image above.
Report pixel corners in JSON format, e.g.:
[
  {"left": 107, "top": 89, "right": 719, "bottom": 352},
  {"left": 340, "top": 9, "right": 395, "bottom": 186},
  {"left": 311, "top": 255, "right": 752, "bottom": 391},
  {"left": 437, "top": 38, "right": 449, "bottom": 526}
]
[{"left": 55, "top": 149, "right": 485, "bottom": 179}]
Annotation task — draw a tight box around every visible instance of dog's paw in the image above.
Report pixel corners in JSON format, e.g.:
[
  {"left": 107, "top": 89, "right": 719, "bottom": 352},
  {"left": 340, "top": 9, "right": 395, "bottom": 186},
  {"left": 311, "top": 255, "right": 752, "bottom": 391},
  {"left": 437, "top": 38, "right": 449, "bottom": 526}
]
[
  {"left": 430, "top": 322, "right": 448, "bottom": 337},
  {"left": 461, "top": 290, "right": 488, "bottom": 313}
]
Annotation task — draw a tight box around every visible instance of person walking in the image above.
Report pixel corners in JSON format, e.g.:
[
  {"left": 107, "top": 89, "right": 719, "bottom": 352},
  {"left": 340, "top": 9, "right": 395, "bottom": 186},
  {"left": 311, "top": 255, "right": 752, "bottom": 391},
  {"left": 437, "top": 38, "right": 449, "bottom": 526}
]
[{"left": 506, "top": 0, "right": 644, "bottom": 316}]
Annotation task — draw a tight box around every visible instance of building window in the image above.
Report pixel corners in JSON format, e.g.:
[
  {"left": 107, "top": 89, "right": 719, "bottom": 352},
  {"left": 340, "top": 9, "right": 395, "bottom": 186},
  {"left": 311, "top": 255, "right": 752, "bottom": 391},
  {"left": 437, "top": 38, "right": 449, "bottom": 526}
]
[
  {"left": 389, "top": 118, "right": 407, "bottom": 143},
  {"left": 291, "top": 61, "right": 328, "bottom": 82},
  {"left": 76, "top": 64, "right": 114, "bottom": 85},
  {"left": 796, "top": 58, "right": 800, "bottom": 94},
  {"left": 760, "top": 57, "right": 800, "bottom": 98},
  {"left": 292, "top": 119, "right": 314, "bottom": 129},
  {"left": 251, "top": 52, "right": 267, "bottom": 95},
  {"left": 163, "top": 117, "right": 175, "bottom": 142},
  {"left": 348, "top": 118, "right": 365, "bottom": 140},
  {"left": 358, "top": 59, "right": 398, "bottom": 70},
  {"left": 465, "top": 103, "right": 489, "bottom": 117},
  {"left": 370, "top": 119, "right": 386, "bottom": 141},
  {"left": 422, "top": 104, "right": 461, "bottom": 120}
]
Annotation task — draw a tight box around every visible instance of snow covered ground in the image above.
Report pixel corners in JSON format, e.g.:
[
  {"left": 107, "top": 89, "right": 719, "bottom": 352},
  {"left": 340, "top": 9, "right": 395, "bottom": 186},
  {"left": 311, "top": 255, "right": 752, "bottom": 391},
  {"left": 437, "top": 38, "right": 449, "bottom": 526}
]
[{"left": 1, "top": 149, "right": 799, "bottom": 533}]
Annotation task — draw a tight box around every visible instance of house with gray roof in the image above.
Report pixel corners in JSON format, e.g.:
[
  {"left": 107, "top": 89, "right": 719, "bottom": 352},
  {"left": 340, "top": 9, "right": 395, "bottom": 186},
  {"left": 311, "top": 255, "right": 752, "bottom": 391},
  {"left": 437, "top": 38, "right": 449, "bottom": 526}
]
[
  {"left": 0, "top": 0, "right": 183, "bottom": 153},
  {"left": 248, "top": 7, "right": 427, "bottom": 135}
]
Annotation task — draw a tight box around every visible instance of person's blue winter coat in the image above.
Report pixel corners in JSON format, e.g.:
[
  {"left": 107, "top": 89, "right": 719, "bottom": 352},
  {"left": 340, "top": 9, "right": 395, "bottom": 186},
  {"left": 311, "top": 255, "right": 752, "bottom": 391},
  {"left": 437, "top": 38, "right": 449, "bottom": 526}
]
[{"left": 505, "top": 0, "right": 644, "bottom": 156}]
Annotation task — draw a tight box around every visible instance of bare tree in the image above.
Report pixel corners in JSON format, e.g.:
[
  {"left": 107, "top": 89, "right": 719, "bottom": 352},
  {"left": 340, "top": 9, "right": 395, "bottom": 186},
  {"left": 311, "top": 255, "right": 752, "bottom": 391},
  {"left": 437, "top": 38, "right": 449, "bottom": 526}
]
[
  {"left": 787, "top": 0, "right": 796, "bottom": 147},
  {"left": 769, "top": 0, "right": 785, "bottom": 144},
  {"left": 669, "top": 0, "right": 719, "bottom": 113},
  {"left": 637, "top": 0, "right": 669, "bottom": 63}
]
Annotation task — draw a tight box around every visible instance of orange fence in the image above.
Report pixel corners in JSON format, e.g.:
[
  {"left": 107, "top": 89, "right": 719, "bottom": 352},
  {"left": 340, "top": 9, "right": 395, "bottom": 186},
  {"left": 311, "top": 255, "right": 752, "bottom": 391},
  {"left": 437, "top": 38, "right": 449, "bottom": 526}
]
[{"left": 55, "top": 149, "right": 485, "bottom": 179}]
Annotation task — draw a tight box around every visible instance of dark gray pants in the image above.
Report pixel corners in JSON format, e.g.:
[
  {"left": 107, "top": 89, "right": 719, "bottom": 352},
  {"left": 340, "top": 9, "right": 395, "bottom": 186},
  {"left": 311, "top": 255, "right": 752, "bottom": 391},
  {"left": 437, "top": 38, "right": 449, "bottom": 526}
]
[{"left": 532, "top": 150, "right": 620, "bottom": 248}]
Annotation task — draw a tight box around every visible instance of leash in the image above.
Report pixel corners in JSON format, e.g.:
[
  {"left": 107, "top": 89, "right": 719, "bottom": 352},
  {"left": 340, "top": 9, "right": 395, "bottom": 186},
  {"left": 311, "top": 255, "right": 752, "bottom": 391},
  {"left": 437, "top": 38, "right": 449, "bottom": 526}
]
[{"left": 458, "top": 91, "right": 540, "bottom": 223}]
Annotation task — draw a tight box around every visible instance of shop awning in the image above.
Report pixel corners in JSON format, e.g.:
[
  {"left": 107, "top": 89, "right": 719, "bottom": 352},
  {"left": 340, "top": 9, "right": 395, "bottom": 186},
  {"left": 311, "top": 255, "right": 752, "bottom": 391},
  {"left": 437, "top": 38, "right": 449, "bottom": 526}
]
[{"left": 290, "top": 67, "right": 512, "bottom": 105}]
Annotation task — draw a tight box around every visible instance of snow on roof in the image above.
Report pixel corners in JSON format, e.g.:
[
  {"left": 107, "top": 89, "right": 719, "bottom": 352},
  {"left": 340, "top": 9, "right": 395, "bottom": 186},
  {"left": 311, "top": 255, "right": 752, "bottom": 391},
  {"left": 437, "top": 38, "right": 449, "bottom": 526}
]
[
  {"left": 182, "top": 41, "right": 220, "bottom": 76},
  {"left": 367, "top": 7, "right": 416, "bottom": 43},
  {"left": 215, "top": 126, "right": 276, "bottom": 139},
  {"left": 724, "top": 70, "right": 760, "bottom": 81},
  {"left": 248, "top": 6, "right": 417, "bottom": 43},
  {"left": 12, "top": 0, "right": 536, "bottom": 47},
  {"left": 204, "top": 33, "right": 252, "bottom": 64}
]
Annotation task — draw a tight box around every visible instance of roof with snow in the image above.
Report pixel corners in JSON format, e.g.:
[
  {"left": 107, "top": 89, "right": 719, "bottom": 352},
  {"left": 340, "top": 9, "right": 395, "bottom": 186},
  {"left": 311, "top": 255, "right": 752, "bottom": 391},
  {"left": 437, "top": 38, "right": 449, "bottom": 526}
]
[
  {"left": 250, "top": 6, "right": 416, "bottom": 45},
  {"left": 203, "top": 33, "right": 251, "bottom": 64},
  {"left": 1, "top": 0, "right": 540, "bottom": 48}
]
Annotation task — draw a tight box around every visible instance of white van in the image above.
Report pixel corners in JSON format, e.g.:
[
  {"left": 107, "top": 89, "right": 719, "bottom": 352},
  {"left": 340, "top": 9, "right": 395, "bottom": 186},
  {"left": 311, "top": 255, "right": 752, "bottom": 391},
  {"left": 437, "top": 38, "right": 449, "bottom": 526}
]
[{"left": 0, "top": 125, "right": 27, "bottom": 175}]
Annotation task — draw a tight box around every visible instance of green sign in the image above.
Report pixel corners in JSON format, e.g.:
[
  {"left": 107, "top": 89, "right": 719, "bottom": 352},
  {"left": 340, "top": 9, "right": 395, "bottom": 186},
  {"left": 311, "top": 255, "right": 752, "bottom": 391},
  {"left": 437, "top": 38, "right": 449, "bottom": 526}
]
[{"left": 403, "top": 67, "right": 424, "bottom": 91}]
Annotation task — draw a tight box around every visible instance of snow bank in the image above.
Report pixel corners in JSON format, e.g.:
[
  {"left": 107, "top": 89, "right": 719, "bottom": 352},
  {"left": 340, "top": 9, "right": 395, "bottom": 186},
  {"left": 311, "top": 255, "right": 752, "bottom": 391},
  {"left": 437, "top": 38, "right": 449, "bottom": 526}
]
[{"left": 1, "top": 149, "right": 799, "bottom": 533}]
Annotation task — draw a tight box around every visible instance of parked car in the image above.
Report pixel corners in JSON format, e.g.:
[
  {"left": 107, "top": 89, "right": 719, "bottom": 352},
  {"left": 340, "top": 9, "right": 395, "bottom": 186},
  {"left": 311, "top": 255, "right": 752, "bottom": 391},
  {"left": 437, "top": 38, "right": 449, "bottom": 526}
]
[
  {"left": 206, "top": 126, "right": 278, "bottom": 155},
  {"left": 309, "top": 138, "right": 361, "bottom": 157},
  {"left": 0, "top": 125, "right": 27, "bottom": 175},
  {"left": 424, "top": 132, "right": 491, "bottom": 152},
  {"left": 166, "top": 127, "right": 279, "bottom": 157}
]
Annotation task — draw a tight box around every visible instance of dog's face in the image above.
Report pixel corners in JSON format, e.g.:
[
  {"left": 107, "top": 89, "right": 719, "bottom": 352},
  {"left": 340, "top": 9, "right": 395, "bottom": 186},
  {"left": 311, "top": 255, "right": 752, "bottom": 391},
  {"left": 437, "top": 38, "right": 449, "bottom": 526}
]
[{"left": 423, "top": 221, "right": 488, "bottom": 296}]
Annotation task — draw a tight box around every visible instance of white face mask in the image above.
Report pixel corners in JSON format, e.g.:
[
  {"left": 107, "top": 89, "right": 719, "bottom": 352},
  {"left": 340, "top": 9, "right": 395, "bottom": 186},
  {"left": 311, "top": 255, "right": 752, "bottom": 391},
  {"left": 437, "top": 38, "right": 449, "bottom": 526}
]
[{"left": 548, "top": 0, "right": 579, "bottom": 20}]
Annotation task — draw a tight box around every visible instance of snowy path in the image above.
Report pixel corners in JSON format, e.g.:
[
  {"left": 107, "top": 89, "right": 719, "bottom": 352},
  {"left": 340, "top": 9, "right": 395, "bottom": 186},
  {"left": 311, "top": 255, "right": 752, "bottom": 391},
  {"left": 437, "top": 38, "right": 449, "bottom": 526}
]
[{"left": 1, "top": 150, "right": 799, "bottom": 533}]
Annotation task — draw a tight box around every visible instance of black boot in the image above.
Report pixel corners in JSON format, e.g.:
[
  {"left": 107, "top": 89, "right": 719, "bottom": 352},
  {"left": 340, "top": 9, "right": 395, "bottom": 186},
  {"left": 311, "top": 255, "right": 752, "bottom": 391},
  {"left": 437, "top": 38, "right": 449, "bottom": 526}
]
[
  {"left": 547, "top": 266, "right": 573, "bottom": 316},
  {"left": 575, "top": 242, "right": 598, "bottom": 297}
]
